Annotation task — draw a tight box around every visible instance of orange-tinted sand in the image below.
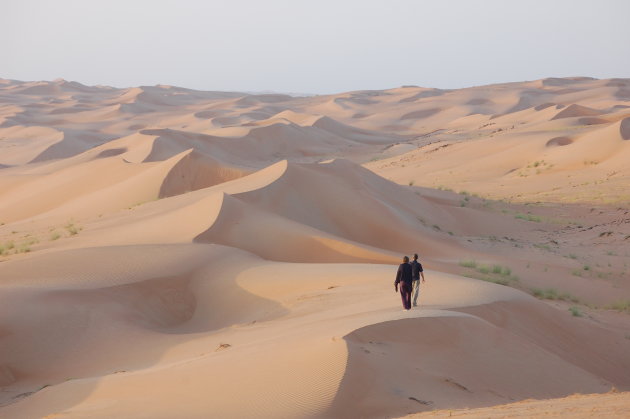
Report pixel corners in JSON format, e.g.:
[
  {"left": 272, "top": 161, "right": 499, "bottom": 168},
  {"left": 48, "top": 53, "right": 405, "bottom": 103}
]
[{"left": 0, "top": 77, "right": 629, "bottom": 418}]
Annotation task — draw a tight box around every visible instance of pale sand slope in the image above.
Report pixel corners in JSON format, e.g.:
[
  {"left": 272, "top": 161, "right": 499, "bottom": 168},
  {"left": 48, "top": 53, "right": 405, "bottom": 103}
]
[
  {"left": 1, "top": 77, "right": 630, "bottom": 418},
  {"left": 1, "top": 245, "right": 628, "bottom": 418},
  {"left": 396, "top": 392, "right": 630, "bottom": 419}
]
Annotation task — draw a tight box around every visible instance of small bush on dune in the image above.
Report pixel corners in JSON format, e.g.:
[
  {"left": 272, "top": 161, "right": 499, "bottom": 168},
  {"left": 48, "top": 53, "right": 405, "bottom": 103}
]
[
  {"left": 515, "top": 213, "right": 542, "bottom": 222},
  {"left": 477, "top": 265, "right": 491, "bottom": 274},
  {"left": 65, "top": 221, "right": 82, "bottom": 236},
  {"left": 459, "top": 259, "right": 478, "bottom": 268}
]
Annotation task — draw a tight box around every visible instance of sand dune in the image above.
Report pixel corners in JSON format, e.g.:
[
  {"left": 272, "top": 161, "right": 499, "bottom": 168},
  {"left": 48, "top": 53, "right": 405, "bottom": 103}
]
[
  {"left": 621, "top": 116, "right": 630, "bottom": 140},
  {"left": 398, "top": 392, "right": 630, "bottom": 418},
  {"left": 551, "top": 103, "right": 604, "bottom": 120},
  {"left": 2, "top": 257, "right": 628, "bottom": 418},
  {"left": 1, "top": 77, "right": 629, "bottom": 418}
]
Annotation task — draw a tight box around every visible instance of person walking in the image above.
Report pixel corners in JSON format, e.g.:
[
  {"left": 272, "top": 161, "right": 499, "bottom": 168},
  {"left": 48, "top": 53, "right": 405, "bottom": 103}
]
[
  {"left": 410, "top": 253, "right": 425, "bottom": 307},
  {"left": 394, "top": 256, "right": 413, "bottom": 310}
]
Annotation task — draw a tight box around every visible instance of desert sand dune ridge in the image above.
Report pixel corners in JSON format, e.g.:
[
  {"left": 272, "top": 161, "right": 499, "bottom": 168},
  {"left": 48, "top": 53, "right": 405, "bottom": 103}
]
[{"left": 1, "top": 77, "right": 630, "bottom": 418}]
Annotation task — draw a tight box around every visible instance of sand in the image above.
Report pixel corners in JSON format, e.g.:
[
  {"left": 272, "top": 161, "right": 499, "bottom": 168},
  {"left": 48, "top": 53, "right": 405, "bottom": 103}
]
[{"left": 0, "top": 77, "right": 629, "bottom": 418}]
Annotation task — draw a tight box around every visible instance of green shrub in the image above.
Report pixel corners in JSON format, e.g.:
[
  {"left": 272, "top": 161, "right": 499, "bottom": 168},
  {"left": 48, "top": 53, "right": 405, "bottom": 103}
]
[
  {"left": 459, "top": 259, "right": 478, "bottom": 268},
  {"left": 477, "top": 265, "right": 491, "bottom": 274},
  {"left": 515, "top": 213, "right": 542, "bottom": 222}
]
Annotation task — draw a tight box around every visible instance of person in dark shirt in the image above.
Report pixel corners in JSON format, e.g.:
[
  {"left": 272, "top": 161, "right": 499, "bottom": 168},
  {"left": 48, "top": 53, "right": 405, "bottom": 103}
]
[
  {"left": 394, "top": 256, "right": 413, "bottom": 310},
  {"left": 410, "top": 253, "right": 426, "bottom": 307}
]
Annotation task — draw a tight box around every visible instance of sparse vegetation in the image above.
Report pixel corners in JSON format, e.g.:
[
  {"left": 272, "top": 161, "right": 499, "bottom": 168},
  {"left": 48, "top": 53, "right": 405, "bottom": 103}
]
[
  {"left": 531, "top": 288, "right": 580, "bottom": 303},
  {"left": 459, "top": 259, "right": 478, "bottom": 269},
  {"left": 0, "top": 237, "right": 37, "bottom": 256},
  {"left": 517, "top": 160, "right": 554, "bottom": 177},
  {"left": 605, "top": 300, "right": 630, "bottom": 314},
  {"left": 50, "top": 231, "right": 61, "bottom": 241},
  {"left": 492, "top": 265, "right": 511, "bottom": 275},
  {"left": 533, "top": 243, "right": 551, "bottom": 251},
  {"left": 463, "top": 273, "right": 510, "bottom": 286},
  {"left": 515, "top": 213, "right": 542, "bottom": 222},
  {"left": 17, "top": 244, "right": 30, "bottom": 253},
  {"left": 459, "top": 260, "right": 519, "bottom": 285},
  {"left": 569, "top": 306, "right": 583, "bottom": 317},
  {"left": 65, "top": 222, "right": 80, "bottom": 236},
  {"left": 478, "top": 265, "right": 491, "bottom": 274}
]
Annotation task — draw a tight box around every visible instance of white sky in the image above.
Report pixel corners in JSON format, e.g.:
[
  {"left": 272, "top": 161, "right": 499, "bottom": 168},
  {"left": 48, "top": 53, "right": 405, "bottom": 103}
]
[{"left": 2, "top": 0, "right": 629, "bottom": 94}]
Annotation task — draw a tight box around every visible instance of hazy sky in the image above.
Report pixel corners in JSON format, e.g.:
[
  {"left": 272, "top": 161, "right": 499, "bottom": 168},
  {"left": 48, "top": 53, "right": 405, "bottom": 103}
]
[{"left": 2, "top": 0, "right": 629, "bottom": 94}]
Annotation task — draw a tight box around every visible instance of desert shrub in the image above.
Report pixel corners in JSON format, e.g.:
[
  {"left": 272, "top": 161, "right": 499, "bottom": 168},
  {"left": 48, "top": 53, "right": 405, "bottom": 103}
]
[
  {"left": 531, "top": 288, "right": 579, "bottom": 303},
  {"left": 459, "top": 259, "right": 478, "bottom": 268},
  {"left": 477, "top": 265, "right": 491, "bottom": 274},
  {"left": 569, "top": 306, "right": 583, "bottom": 317},
  {"left": 515, "top": 213, "right": 542, "bottom": 222}
]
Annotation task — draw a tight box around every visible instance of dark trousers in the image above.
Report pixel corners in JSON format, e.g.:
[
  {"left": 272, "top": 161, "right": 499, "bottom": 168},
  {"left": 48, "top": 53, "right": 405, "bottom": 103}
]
[{"left": 399, "top": 282, "right": 412, "bottom": 310}]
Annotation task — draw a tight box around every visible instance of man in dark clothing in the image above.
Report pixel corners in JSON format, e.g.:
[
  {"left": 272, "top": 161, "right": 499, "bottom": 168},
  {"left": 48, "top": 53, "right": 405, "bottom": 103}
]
[
  {"left": 394, "top": 256, "right": 413, "bottom": 310},
  {"left": 410, "top": 253, "right": 426, "bottom": 307}
]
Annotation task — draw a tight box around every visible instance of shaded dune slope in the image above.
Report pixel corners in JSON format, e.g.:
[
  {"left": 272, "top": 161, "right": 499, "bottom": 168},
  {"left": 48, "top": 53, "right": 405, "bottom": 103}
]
[
  {"left": 329, "top": 297, "right": 630, "bottom": 418},
  {"left": 0, "top": 244, "right": 284, "bottom": 400}
]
